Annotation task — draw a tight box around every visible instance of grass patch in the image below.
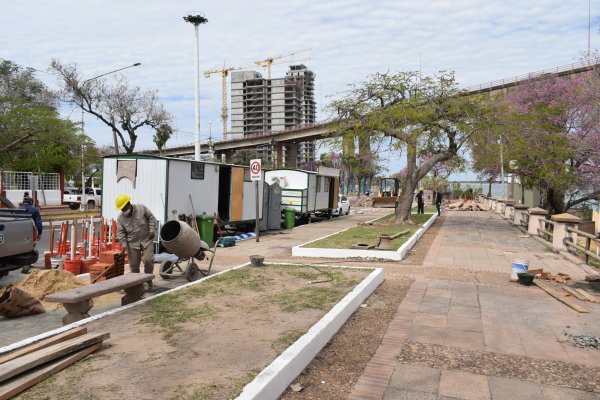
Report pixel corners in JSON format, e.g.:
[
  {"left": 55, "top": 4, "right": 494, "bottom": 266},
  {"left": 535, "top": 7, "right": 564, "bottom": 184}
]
[
  {"left": 304, "top": 213, "right": 434, "bottom": 250},
  {"left": 272, "top": 329, "right": 306, "bottom": 354},
  {"left": 270, "top": 286, "right": 345, "bottom": 312},
  {"left": 139, "top": 294, "right": 217, "bottom": 341}
]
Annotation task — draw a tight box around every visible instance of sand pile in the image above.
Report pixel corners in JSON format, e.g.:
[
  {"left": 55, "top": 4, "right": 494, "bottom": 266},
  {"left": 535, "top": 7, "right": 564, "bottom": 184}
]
[{"left": 16, "top": 269, "right": 86, "bottom": 301}]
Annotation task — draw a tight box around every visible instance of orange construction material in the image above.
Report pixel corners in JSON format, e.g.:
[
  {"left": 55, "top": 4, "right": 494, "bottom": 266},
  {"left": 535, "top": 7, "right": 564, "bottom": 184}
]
[
  {"left": 80, "top": 257, "right": 97, "bottom": 274},
  {"left": 111, "top": 220, "right": 117, "bottom": 249},
  {"left": 64, "top": 257, "right": 81, "bottom": 275}
]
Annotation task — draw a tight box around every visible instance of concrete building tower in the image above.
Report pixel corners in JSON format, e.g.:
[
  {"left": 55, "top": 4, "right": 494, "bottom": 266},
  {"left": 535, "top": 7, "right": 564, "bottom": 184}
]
[{"left": 229, "top": 65, "right": 316, "bottom": 166}]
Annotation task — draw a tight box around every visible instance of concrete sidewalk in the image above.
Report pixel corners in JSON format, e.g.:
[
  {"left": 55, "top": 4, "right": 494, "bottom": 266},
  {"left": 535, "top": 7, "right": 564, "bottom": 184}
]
[{"left": 350, "top": 211, "right": 600, "bottom": 400}]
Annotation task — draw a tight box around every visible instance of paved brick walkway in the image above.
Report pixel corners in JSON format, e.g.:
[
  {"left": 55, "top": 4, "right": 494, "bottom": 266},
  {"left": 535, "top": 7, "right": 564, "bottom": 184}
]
[{"left": 350, "top": 211, "right": 600, "bottom": 400}]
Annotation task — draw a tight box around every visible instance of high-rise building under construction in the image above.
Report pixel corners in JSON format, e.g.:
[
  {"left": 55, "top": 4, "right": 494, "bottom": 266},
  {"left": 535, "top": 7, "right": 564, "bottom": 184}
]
[{"left": 230, "top": 64, "right": 316, "bottom": 166}]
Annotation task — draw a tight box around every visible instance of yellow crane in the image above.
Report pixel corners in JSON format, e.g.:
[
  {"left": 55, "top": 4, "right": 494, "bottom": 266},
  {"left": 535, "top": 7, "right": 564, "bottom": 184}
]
[
  {"left": 254, "top": 49, "right": 311, "bottom": 79},
  {"left": 204, "top": 63, "right": 245, "bottom": 140}
]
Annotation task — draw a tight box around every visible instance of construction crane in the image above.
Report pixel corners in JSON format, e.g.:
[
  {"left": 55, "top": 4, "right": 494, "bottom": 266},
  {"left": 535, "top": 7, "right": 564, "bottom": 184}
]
[
  {"left": 254, "top": 49, "right": 311, "bottom": 79},
  {"left": 204, "top": 63, "right": 245, "bottom": 140}
]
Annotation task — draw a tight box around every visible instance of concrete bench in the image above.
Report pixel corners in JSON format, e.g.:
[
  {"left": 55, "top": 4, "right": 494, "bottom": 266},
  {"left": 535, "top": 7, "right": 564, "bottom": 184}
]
[{"left": 45, "top": 273, "right": 154, "bottom": 325}]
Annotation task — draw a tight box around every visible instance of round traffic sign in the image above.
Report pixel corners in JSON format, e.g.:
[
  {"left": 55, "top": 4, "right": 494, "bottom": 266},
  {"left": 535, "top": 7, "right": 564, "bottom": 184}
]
[{"left": 250, "top": 161, "right": 261, "bottom": 174}]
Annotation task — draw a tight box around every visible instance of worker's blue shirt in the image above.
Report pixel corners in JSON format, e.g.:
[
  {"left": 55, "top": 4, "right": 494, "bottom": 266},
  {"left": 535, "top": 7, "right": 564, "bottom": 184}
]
[{"left": 19, "top": 204, "right": 42, "bottom": 235}]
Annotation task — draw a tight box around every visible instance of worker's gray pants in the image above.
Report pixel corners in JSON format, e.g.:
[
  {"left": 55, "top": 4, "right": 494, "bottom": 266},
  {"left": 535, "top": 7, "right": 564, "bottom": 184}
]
[{"left": 128, "top": 244, "right": 154, "bottom": 274}]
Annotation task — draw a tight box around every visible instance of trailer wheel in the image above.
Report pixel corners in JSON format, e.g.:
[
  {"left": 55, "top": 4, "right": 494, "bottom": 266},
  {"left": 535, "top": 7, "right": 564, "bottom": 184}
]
[
  {"left": 159, "top": 261, "right": 175, "bottom": 279},
  {"left": 184, "top": 263, "right": 199, "bottom": 282}
]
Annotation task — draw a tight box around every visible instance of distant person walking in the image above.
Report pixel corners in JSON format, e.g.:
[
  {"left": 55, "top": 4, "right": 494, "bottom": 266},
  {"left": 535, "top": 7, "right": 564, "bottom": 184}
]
[
  {"left": 435, "top": 191, "right": 443, "bottom": 216},
  {"left": 115, "top": 194, "right": 158, "bottom": 285},
  {"left": 416, "top": 188, "right": 425, "bottom": 214}
]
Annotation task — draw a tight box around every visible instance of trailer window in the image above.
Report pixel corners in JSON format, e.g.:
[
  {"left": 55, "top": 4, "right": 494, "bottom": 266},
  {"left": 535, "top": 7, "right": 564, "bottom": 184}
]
[
  {"left": 316, "top": 176, "right": 321, "bottom": 192},
  {"left": 191, "top": 162, "right": 205, "bottom": 180},
  {"left": 324, "top": 177, "right": 329, "bottom": 192},
  {"left": 243, "top": 169, "right": 251, "bottom": 182}
]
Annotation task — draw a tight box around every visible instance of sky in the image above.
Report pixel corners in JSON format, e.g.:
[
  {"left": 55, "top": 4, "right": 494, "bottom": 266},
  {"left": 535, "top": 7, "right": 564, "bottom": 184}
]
[{"left": 0, "top": 0, "right": 597, "bottom": 178}]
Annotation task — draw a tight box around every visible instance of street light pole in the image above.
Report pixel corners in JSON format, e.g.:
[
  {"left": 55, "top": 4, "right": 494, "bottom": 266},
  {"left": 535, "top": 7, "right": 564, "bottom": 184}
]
[
  {"left": 184, "top": 13, "right": 208, "bottom": 162},
  {"left": 79, "top": 63, "right": 141, "bottom": 190}
]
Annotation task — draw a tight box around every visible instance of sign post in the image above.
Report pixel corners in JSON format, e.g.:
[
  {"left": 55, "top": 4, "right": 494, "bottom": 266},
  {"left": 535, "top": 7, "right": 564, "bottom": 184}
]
[{"left": 250, "top": 159, "right": 262, "bottom": 242}]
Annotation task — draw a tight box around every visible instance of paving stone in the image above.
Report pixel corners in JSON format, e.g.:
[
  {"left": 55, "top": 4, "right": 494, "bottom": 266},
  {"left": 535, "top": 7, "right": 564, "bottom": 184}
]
[
  {"left": 449, "top": 305, "right": 481, "bottom": 318},
  {"left": 438, "top": 369, "right": 491, "bottom": 400},
  {"left": 412, "top": 313, "right": 447, "bottom": 328},
  {"left": 489, "top": 376, "right": 543, "bottom": 400},
  {"left": 445, "top": 328, "right": 485, "bottom": 351},
  {"left": 541, "top": 385, "right": 600, "bottom": 400},
  {"left": 382, "top": 388, "right": 437, "bottom": 400},
  {"left": 408, "top": 325, "right": 446, "bottom": 345},
  {"left": 423, "top": 295, "right": 451, "bottom": 305},
  {"left": 419, "top": 301, "right": 450, "bottom": 315},
  {"left": 388, "top": 364, "right": 441, "bottom": 393},
  {"left": 447, "top": 316, "right": 483, "bottom": 332}
]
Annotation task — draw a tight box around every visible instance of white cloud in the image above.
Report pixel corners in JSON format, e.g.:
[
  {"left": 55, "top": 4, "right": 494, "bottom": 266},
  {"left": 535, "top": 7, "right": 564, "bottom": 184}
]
[{"left": 0, "top": 0, "right": 596, "bottom": 173}]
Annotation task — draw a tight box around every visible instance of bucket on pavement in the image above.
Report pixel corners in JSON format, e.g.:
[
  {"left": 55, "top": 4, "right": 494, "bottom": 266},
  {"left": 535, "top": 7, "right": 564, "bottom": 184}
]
[
  {"left": 64, "top": 257, "right": 81, "bottom": 275},
  {"left": 510, "top": 259, "right": 529, "bottom": 282},
  {"left": 50, "top": 256, "right": 66, "bottom": 270}
]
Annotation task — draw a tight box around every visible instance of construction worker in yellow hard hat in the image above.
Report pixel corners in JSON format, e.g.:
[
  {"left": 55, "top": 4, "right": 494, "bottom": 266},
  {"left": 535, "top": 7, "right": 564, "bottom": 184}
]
[
  {"left": 115, "top": 194, "right": 131, "bottom": 210},
  {"left": 114, "top": 194, "right": 158, "bottom": 289}
]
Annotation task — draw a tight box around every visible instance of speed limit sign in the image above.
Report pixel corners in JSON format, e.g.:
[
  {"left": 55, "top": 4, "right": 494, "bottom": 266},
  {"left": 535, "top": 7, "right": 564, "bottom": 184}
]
[{"left": 250, "top": 159, "right": 262, "bottom": 181}]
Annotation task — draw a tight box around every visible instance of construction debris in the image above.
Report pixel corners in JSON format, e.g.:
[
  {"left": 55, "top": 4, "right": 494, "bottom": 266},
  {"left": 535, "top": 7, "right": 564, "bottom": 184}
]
[
  {"left": 445, "top": 200, "right": 490, "bottom": 211},
  {"left": 565, "top": 334, "right": 600, "bottom": 350},
  {"left": 585, "top": 274, "right": 600, "bottom": 282},
  {"left": 353, "top": 195, "right": 374, "bottom": 208},
  {"left": 534, "top": 280, "right": 589, "bottom": 313}
]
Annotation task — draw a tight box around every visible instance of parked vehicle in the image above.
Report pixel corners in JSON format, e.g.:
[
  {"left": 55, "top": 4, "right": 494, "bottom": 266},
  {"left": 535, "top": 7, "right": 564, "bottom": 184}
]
[
  {"left": 62, "top": 187, "right": 101, "bottom": 210},
  {"left": 265, "top": 167, "right": 340, "bottom": 224},
  {"left": 332, "top": 194, "right": 351, "bottom": 216},
  {"left": 0, "top": 208, "right": 39, "bottom": 278}
]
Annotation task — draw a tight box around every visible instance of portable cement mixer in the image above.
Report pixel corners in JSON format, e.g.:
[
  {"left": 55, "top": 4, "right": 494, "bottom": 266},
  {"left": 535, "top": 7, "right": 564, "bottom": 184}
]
[{"left": 158, "top": 220, "right": 220, "bottom": 281}]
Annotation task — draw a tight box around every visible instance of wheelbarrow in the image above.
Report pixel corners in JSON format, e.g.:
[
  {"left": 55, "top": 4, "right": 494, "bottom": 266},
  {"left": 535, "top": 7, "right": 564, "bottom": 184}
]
[
  {"left": 158, "top": 220, "right": 220, "bottom": 282},
  {"left": 158, "top": 239, "right": 220, "bottom": 282}
]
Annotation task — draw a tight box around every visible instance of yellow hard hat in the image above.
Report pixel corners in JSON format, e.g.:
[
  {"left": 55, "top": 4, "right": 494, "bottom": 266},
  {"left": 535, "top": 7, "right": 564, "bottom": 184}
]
[
  {"left": 115, "top": 194, "right": 131, "bottom": 210},
  {"left": 419, "top": 187, "right": 424, "bottom": 191}
]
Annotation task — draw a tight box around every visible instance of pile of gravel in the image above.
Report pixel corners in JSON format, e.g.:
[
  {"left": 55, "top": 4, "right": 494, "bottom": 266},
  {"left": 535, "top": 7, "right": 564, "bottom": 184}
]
[{"left": 567, "top": 334, "right": 600, "bottom": 350}]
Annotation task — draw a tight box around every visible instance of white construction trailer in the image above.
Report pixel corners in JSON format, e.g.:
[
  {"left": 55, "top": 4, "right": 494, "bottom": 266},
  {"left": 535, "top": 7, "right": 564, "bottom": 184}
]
[
  {"left": 101, "top": 155, "right": 263, "bottom": 226},
  {"left": 265, "top": 167, "right": 340, "bottom": 223}
]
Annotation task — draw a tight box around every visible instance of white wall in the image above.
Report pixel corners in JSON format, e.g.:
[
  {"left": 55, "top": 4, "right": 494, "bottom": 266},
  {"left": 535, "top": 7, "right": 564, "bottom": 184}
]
[
  {"left": 265, "top": 170, "right": 308, "bottom": 189},
  {"left": 102, "top": 158, "right": 167, "bottom": 223},
  {"left": 5, "top": 190, "right": 62, "bottom": 206},
  {"left": 167, "top": 160, "right": 220, "bottom": 221}
]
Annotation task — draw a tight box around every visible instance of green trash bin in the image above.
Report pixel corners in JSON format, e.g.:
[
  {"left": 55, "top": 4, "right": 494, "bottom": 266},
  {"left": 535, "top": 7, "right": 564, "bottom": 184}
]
[
  {"left": 196, "top": 213, "right": 215, "bottom": 248},
  {"left": 284, "top": 208, "right": 296, "bottom": 230}
]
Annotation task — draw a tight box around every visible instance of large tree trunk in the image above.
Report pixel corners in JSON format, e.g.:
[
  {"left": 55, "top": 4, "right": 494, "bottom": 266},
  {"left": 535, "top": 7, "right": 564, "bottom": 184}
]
[{"left": 487, "top": 179, "right": 492, "bottom": 197}]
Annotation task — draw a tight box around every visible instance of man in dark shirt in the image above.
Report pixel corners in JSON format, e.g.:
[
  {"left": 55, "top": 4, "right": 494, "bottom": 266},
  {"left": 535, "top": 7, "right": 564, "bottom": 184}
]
[
  {"left": 416, "top": 188, "right": 425, "bottom": 214},
  {"left": 19, "top": 196, "right": 42, "bottom": 274},
  {"left": 435, "top": 191, "right": 443, "bottom": 216}
]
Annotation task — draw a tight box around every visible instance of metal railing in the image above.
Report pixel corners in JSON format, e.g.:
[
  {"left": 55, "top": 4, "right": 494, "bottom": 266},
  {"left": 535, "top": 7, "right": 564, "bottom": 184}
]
[
  {"left": 564, "top": 227, "right": 600, "bottom": 264},
  {"left": 537, "top": 219, "right": 554, "bottom": 242},
  {"left": 464, "top": 60, "right": 599, "bottom": 93},
  {"left": 1, "top": 171, "right": 61, "bottom": 191}
]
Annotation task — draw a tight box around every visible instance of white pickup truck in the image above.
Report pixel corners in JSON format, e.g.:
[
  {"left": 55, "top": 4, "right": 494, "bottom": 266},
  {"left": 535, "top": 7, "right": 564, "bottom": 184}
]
[{"left": 62, "top": 187, "right": 102, "bottom": 210}]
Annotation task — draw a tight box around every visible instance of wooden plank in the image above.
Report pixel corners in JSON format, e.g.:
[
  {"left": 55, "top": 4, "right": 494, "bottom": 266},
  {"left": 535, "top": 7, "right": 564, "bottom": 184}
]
[
  {"left": 562, "top": 286, "right": 588, "bottom": 301},
  {"left": 534, "top": 281, "right": 589, "bottom": 313},
  {"left": 0, "top": 332, "right": 109, "bottom": 383},
  {"left": 575, "top": 288, "right": 600, "bottom": 303},
  {"left": 0, "top": 327, "right": 87, "bottom": 365},
  {"left": 0, "top": 342, "right": 102, "bottom": 400}
]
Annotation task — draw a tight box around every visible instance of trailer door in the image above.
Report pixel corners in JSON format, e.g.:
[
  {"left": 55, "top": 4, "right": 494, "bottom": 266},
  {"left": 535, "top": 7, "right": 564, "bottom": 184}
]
[{"left": 230, "top": 167, "right": 244, "bottom": 221}]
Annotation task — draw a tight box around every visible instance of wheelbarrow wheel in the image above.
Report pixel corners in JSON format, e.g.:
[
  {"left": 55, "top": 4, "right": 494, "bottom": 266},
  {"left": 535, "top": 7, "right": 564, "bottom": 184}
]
[
  {"left": 184, "top": 263, "right": 199, "bottom": 282},
  {"left": 159, "top": 260, "right": 175, "bottom": 279}
]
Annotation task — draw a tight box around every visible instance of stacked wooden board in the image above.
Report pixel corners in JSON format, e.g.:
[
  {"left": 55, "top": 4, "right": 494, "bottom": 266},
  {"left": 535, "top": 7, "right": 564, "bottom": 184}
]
[{"left": 0, "top": 327, "right": 109, "bottom": 399}]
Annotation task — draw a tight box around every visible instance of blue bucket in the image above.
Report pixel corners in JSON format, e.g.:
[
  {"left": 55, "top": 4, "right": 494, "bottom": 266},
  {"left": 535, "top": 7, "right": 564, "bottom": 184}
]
[{"left": 511, "top": 259, "right": 529, "bottom": 282}]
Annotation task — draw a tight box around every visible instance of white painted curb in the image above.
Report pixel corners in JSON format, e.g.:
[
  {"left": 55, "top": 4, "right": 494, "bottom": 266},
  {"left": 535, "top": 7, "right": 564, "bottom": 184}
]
[
  {"left": 292, "top": 213, "right": 437, "bottom": 261},
  {"left": 236, "top": 267, "right": 384, "bottom": 400}
]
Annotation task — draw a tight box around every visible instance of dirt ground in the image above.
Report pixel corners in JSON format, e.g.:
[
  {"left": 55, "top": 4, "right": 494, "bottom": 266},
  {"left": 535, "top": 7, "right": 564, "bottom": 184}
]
[{"left": 17, "top": 265, "right": 372, "bottom": 400}]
